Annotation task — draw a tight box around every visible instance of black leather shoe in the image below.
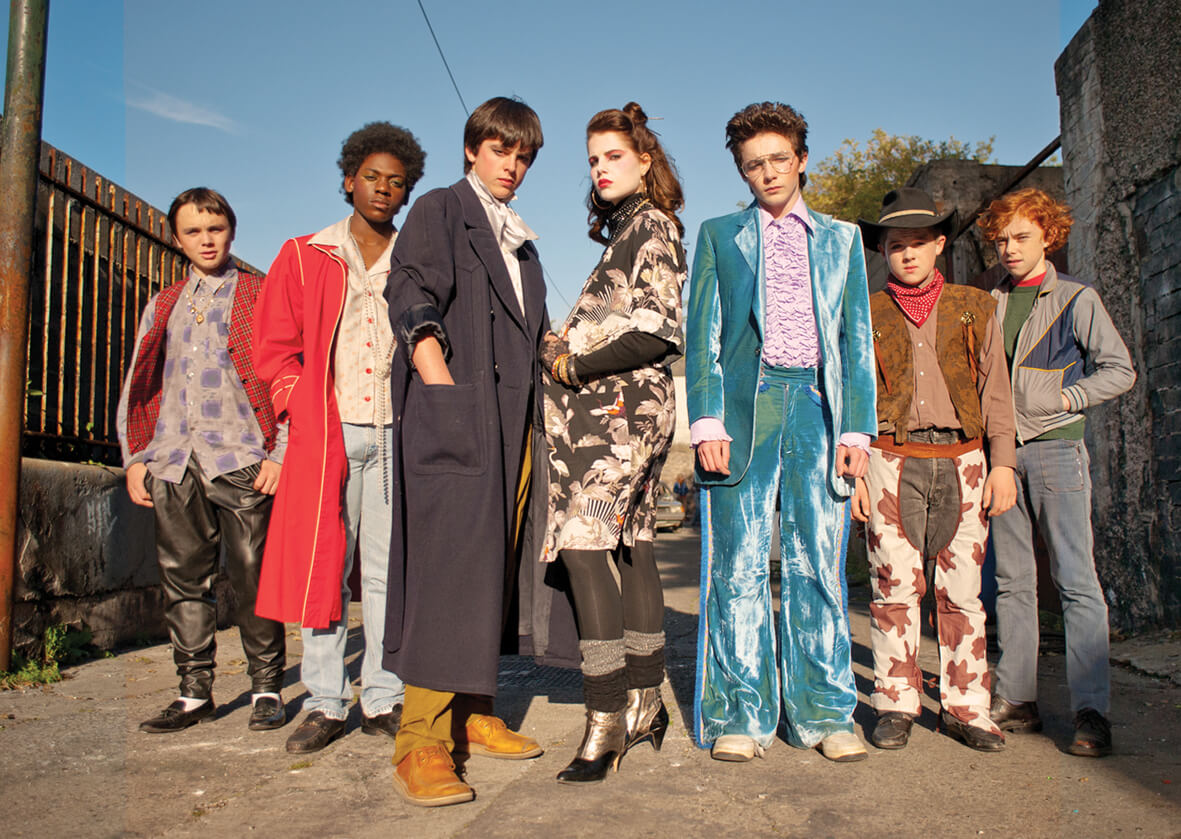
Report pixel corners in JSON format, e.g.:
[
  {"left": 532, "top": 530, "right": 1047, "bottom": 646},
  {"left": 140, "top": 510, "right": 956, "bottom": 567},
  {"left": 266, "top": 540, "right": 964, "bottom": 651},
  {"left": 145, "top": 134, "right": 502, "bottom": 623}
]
[
  {"left": 285, "top": 711, "right": 346, "bottom": 753},
  {"left": 248, "top": 696, "right": 286, "bottom": 731},
  {"left": 942, "top": 712, "right": 1005, "bottom": 752},
  {"left": 990, "top": 695, "right": 1043, "bottom": 732},
  {"left": 1068, "top": 708, "right": 1112, "bottom": 757},
  {"left": 361, "top": 704, "right": 403, "bottom": 738},
  {"left": 139, "top": 699, "right": 215, "bottom": 733},
  {"left": 870, "top": 712, "right": 914, "bottom": 750}
]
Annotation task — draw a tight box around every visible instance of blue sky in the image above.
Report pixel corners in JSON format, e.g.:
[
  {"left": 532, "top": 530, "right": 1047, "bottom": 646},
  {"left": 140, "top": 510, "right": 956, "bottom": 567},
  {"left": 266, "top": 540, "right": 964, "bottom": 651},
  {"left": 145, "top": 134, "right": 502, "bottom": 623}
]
[{"left": 6, "top": 0, "right": 1097, "bottom": 310}]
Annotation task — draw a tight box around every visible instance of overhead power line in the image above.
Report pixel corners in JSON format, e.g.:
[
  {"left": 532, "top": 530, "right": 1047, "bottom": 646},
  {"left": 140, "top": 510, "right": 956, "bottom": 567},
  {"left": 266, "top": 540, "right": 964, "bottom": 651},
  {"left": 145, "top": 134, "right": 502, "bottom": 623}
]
[
  {"left": 416, "top": 0, "right": 468, "bottom": 117},
  {"left": 413, "top": 0, "right": 571, "bottom": 312}
]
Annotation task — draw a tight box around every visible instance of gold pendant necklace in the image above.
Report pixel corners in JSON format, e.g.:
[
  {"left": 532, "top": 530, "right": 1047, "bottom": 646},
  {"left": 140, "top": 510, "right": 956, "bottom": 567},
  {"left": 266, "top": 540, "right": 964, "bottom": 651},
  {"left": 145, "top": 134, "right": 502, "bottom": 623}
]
[{"left": 187, "top": 284, "right": 213, "bottom": 324}]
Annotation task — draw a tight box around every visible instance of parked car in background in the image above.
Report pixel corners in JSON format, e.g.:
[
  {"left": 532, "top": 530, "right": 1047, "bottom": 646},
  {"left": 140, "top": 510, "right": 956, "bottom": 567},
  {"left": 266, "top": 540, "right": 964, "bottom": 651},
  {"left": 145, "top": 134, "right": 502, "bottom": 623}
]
[{"left": 654, "top": 483, "right": 684, "bottom": 531}]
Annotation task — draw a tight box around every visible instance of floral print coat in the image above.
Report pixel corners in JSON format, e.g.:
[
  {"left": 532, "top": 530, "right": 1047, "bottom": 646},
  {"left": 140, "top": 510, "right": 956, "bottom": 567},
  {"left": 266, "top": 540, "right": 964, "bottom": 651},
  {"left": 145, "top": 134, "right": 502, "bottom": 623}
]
[{"left": 543, "top": 206, "right": 687, "bottom": 557}]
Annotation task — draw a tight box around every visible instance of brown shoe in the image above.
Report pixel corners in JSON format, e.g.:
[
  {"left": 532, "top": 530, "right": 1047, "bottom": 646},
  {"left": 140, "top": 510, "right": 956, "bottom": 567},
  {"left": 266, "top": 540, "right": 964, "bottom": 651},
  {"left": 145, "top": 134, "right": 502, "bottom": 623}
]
[
  {"left": 393, "top": 745, "right": 475, "bottom": 807},
  {"left": 1068, "top": 708, "right": 1112, "bottom": 758},
  {"left": 285, "top": 711, "right": 346, "bottom": 753},
  {"left": 990, "top": 696, "right": 1043, "bottom": 733},
  {"left": 458, "top": 713, "right": 543, "bottom": 760}
]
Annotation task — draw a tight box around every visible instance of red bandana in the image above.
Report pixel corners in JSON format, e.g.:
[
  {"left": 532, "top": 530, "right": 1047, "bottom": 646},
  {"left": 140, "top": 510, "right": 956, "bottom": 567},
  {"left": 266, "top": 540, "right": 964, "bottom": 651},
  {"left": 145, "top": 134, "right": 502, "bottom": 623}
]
[{"left": 887, "top": 269, "right": 945, "bottom": 326}]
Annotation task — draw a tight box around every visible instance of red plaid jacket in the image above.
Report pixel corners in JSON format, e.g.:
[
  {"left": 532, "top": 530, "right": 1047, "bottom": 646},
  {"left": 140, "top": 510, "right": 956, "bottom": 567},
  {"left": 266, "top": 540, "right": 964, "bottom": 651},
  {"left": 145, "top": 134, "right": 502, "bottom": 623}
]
[{"left": 124, "top": 271, "right": 278, "bottom": 455}]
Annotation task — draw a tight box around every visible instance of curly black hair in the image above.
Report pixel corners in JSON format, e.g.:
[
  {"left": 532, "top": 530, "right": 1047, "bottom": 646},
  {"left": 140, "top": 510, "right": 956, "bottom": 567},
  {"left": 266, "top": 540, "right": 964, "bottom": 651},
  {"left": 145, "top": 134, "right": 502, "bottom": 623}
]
[{"left": 338, "top": 122, "right": 427, "bottom": 205}]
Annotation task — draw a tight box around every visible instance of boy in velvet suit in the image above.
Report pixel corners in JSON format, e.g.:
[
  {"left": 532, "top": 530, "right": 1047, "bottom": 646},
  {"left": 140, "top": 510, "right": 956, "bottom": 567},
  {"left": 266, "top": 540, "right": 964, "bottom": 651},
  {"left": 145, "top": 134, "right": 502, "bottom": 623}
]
[{"left": 687, "top": 102, "right": 877, "bottom": 763}]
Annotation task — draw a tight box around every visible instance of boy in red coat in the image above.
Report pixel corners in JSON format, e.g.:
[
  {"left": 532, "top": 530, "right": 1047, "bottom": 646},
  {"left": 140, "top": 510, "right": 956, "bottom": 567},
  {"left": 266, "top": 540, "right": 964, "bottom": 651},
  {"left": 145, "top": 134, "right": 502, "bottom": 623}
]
[{"left": 253, "top": 123, "right": 426, "bottom": 754}]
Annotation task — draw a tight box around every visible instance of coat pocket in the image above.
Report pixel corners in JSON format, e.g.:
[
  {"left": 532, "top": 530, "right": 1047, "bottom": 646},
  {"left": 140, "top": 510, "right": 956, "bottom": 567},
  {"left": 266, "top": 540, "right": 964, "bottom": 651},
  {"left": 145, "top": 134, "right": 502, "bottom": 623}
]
[
  {"left": 404, "top": 382, "right": 486, "bottom": 476},
  {"left": 1013, "top": 367, "right": 1066, "bottom": 418}
]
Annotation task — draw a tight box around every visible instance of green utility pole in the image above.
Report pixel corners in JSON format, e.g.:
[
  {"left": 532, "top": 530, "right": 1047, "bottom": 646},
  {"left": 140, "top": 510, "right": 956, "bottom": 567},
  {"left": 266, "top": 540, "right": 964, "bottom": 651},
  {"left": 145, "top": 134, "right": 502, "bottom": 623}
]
[{"left": 0, "top": 0, "right": 49, "bottom": 672}]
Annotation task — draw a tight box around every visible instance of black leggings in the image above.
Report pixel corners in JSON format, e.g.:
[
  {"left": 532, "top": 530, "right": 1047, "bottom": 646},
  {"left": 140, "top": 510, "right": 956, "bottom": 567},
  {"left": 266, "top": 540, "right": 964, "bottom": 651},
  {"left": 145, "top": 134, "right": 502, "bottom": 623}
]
[{"left": 561, "top": 541, "right": 664, "bottom": 641}]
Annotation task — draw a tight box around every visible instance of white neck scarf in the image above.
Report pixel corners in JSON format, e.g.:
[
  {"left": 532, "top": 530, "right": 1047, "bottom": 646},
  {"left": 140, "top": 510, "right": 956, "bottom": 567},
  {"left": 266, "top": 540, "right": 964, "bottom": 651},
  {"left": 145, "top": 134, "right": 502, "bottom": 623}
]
[{"left": 465, "top": 170, "right": 538, "bottom": 253}]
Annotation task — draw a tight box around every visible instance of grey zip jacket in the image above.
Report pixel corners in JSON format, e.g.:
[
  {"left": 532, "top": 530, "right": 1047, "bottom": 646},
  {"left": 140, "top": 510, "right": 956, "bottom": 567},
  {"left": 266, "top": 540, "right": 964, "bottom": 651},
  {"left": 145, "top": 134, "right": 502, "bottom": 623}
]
[{"left": 992, "top": 262, "right": 1135, "bottom": 444}]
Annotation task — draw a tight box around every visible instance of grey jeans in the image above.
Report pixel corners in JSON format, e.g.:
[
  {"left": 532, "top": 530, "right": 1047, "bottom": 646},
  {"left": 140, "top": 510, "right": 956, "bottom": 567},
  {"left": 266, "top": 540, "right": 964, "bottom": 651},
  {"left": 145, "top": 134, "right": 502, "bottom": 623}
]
[{"left": 990, "top": 438, "right": 1110, "bottom": 714}]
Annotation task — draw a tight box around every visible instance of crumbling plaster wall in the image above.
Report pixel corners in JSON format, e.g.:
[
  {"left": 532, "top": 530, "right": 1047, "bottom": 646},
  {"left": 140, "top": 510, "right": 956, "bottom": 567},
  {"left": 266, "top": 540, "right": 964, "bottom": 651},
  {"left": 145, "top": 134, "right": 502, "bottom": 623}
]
[{"left": 1055, "top": 0, "right": 1181, "bottom": 631}]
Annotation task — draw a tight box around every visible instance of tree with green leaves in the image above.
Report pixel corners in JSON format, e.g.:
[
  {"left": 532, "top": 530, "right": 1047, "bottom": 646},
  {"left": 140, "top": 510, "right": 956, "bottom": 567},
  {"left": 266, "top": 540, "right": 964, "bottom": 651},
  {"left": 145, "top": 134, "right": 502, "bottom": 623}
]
[{"left": 808, "top": 129, "right": 994, "bottom": 223}]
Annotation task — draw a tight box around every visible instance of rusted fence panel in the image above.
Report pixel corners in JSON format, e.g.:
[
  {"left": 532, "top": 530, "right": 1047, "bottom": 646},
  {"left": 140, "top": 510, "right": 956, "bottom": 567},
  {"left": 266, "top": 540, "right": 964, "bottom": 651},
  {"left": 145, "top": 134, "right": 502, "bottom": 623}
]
[{"left": 21, "top": 141, "right": 259, "bottom": 465}]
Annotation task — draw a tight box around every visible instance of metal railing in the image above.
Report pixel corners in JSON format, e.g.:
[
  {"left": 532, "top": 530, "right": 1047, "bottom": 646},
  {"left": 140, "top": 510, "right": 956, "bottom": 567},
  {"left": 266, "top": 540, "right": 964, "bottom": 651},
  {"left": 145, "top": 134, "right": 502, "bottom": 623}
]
[{"left": 21, "top": 141, "right": 260, "bottom": 465}]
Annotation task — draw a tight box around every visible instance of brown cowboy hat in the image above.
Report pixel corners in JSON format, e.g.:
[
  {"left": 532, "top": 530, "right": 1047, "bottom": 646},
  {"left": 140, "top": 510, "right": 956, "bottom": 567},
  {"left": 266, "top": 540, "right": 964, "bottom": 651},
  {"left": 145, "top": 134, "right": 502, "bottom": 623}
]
[{"left": 857, "top": 187, "right": 956, "bottom": 251}]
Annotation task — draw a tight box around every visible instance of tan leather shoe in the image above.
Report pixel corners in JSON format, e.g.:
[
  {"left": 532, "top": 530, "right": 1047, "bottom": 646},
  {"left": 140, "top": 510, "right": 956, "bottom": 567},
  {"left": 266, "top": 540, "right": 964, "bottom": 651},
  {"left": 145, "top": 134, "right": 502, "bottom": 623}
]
[
  {"left": 818, "top": 731, "right": 868, "bottom": 762},
  {"left": 710, "top": 734, "right": 764, "bottom": 762},
  {"left": 459, "top": 713, "right": 543, "bottom": 760},
  {"left": 392, "top": 745, "right": 474, "bottom": 807}
]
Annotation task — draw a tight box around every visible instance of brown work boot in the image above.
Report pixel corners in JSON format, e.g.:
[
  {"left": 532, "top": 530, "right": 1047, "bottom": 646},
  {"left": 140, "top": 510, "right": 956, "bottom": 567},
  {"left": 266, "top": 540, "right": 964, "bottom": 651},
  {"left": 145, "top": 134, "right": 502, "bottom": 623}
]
[
  {"left": 393, "top": 745, "right": 475, "bottom": 807},
  {"left": 458, "top": 713, "right": 543, "bottom": 759}
]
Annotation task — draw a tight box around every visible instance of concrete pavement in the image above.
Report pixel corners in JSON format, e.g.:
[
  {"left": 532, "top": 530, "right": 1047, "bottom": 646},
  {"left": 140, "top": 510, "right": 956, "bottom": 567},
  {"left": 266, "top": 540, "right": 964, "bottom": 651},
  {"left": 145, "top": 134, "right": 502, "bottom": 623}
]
[{"left": 2, "top": 527, "right": 1179, "bottom": 838}]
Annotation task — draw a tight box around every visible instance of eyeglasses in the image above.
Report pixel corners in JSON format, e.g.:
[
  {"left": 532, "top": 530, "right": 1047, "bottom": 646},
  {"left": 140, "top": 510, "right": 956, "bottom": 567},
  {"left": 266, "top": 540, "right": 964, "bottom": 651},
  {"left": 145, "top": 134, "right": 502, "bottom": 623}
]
[{"left": 741, "top": 152, "right": 798, "bottom": 178}]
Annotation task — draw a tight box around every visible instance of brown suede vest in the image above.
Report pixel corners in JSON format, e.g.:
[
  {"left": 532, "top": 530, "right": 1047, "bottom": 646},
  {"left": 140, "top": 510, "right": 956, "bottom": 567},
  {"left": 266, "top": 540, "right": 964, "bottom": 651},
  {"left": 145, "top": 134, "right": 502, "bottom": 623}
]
[{"left": 870, "top": 284, "right": 996, "bottom": 444}]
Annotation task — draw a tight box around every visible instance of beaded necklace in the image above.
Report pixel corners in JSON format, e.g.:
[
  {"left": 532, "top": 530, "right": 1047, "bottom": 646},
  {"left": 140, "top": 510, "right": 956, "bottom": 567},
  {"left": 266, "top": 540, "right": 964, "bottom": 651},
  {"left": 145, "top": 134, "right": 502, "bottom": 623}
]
[{"left": 607, "top": 194, "right": 651, "bottom": 243}]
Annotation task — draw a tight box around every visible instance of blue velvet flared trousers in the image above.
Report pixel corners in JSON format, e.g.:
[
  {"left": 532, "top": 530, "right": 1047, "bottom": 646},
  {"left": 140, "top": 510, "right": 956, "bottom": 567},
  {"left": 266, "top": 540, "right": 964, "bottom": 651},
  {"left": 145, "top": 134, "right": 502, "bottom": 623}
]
[{"left": 695, "top": 366, "right": 856, "bottom": 749}]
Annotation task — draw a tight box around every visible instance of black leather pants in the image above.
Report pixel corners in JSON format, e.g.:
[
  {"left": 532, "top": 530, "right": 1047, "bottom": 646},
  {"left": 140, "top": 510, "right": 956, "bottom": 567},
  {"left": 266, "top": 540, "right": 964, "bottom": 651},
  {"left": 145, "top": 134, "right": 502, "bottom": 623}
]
[{"left": 148, "top": 459, "right": 286, "bottom": 699}]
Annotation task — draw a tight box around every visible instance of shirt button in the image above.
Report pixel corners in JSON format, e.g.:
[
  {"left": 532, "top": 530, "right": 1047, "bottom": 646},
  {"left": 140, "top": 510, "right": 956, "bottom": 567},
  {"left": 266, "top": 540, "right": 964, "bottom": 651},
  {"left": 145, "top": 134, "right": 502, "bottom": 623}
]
[
  {"left": 919, "top": 371, "right": 925, "bottom": 376},
  {"left": 917, "top": 342, "right": 923, "bottom": 348},
  {"left": 364, "top": 396, "right": 371, "bottom": 402},
  {"left": 919, "top": 400, "right": 926, "bottom": 405},
  {"left": 366, "top": 341, "right": 372, "bottom": 347},
  {"left": 365, "top": 368, "right": 372, "bottom": 374},
  {"left": 368, "top": 318, "right": 373, "bottom": 323}
]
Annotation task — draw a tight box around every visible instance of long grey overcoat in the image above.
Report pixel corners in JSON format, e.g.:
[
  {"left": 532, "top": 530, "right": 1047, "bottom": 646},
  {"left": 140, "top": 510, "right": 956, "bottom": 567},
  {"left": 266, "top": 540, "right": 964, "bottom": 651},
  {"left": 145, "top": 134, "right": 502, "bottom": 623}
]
[{"left": 383, "top": 178, "right": 578, "bottom": 696}]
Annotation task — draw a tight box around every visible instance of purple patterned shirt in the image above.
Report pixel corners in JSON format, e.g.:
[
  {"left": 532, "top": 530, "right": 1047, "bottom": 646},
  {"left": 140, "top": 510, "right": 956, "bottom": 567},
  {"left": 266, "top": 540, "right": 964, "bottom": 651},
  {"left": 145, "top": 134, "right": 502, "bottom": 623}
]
[
  {"left": 760, "top": 200, "right": 819, "bottom": 368},
  {"left": 117, "top": 265, "right": 286, "bottom": 482}
]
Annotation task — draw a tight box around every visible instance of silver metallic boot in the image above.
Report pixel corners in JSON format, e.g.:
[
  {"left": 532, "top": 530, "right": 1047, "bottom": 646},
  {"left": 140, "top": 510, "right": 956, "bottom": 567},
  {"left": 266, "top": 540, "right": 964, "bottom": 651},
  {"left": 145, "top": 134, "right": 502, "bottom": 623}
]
[
  {"left": 555, "top": 708, "right": 626, "bottom": 784},
  {"left": 624, "top": 686, "right": 669, "bottom": 752}
]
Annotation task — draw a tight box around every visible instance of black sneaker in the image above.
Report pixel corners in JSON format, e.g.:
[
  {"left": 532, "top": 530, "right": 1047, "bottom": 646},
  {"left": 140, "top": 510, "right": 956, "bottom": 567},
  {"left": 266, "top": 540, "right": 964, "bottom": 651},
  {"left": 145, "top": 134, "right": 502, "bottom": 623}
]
[
  {"left": 139, "top": 699, "right": 215, "bottom": 733},
  {"left": 1068, "top": 708, "right": 1112, "bottom": 757}
]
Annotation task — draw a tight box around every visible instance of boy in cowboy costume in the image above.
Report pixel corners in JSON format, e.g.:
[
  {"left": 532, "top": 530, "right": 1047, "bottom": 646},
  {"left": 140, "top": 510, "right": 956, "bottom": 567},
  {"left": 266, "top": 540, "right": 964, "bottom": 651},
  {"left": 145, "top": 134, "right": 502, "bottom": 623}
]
[{"left": 853, "top": 187, "right": 1017, "bottom": 751}]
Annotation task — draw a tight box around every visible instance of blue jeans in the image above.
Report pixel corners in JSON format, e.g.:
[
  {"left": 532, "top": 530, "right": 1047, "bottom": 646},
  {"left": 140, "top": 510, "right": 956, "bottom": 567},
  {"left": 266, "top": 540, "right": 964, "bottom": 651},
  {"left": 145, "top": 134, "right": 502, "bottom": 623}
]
[
  {"left": 695, "top": 367, "right": 856, "bottom": 749},
  {"left": 991, "top": 438, "right": 1110, "bottom": 714},
  {"left": 300, "top": 423, "right": 404, "bottom": 718}
]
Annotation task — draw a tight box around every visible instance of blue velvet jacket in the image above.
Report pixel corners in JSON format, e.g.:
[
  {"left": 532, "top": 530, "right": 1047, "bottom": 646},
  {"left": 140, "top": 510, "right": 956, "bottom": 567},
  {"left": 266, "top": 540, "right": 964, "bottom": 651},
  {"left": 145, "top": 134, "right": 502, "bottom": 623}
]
[{"left": 685, "top": 203, "right": 877, "bottom": 497}]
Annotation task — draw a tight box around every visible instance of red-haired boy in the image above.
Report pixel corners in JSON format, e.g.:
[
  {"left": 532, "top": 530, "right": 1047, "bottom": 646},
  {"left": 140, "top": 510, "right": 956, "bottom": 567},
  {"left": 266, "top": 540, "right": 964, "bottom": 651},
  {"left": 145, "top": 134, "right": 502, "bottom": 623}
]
[{"left": 977, "top": 188, "right": 1135, "bottom": 757}]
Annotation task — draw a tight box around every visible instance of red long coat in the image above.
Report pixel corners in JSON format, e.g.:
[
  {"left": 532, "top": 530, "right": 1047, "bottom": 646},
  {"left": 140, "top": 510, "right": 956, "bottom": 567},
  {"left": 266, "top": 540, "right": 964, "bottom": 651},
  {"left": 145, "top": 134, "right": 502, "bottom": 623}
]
[{"left": 252, "top": 235, "right": 352, "bottom": 628}]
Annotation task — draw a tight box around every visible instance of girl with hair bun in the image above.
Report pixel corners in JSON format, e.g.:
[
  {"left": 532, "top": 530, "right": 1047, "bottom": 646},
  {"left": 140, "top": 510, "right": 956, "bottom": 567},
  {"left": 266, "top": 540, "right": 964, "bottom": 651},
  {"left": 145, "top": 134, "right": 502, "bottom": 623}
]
[{"left": 541, "top": 102, "right": 687, "bottom": 783}]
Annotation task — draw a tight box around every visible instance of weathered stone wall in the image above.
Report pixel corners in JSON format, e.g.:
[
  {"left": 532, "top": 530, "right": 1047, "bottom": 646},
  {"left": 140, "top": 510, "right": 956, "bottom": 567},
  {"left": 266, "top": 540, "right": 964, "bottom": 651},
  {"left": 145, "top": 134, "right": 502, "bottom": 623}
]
[
  {"left": 15, "top": 458, "right": 233, "bottom": 655},
  {"left": 1055, "top": 0, "right": 1181, "bottom": 631}
]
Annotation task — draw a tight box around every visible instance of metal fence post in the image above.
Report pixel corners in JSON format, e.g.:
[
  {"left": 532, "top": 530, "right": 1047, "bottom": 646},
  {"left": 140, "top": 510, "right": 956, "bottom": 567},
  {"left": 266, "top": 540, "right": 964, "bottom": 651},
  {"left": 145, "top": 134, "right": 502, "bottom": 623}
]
[{"left": 0, "top": 0, "right": 49, "bottom": 672}]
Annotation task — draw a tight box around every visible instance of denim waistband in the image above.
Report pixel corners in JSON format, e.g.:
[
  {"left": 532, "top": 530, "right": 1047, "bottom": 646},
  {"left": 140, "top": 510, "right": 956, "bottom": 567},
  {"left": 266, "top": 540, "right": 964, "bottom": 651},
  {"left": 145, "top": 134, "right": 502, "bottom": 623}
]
[{"left": 759, "top": 365, "right": 819, "bottom": 385}]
